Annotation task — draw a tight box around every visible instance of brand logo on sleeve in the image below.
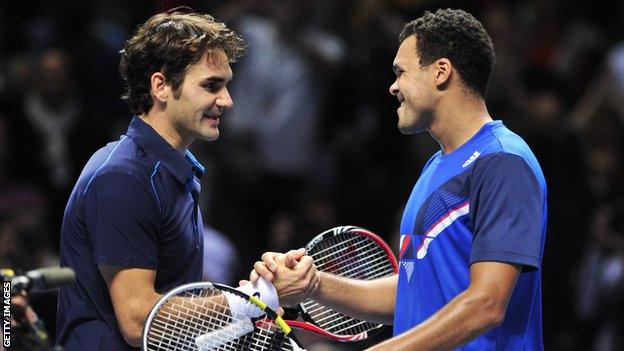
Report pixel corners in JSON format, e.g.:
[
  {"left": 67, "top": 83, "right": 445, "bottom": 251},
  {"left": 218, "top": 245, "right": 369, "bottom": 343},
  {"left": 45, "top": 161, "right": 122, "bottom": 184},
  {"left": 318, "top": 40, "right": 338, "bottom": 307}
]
[{"left": 462, "top": 151, "right": 481, "bottom": 168}]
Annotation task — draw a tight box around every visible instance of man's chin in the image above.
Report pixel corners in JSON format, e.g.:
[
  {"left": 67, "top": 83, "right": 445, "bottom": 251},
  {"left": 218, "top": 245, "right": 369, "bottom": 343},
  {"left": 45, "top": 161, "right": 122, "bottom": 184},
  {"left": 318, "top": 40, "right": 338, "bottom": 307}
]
[
  {"left": 196, "top": 131, "right": 220, "bottom": 142},
  {"left": 399, "top": 122, "right": 431, "bottom": 135},
  {"left": 398, "top": 110, "right": 433, "bottom": 135},
  {"left": 398, "top": 120, "right": 420, "bottom": 135}
]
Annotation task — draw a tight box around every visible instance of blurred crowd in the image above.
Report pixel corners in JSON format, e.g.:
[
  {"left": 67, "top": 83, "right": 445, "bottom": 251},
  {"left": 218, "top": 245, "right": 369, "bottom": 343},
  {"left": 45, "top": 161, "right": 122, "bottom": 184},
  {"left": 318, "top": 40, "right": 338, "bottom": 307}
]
[{"left": 1, "top": 0, "right": 624, "bottom": 350}]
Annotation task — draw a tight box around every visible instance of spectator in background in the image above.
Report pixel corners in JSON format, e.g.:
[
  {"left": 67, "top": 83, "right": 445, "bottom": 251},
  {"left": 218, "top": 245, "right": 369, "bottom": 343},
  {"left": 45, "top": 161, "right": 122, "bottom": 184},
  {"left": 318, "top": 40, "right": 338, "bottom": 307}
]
[
  {"left": 576, "top": 198, "right": 624, "bottom": 351},
  {"left": 201, "top": 225, "right": 238, "bottom": 285},
  {"left": 515, "top": 67, "right": 591, "bottom": 348},
  {"left": 0, "top": 118, "right": 57, "bottom": 272},
  {"left": 333, "top": 0, "right": 419, "bottom": 233},
  {"left": 21, "top": 49, "right": 80, "bottom": 189},
  {"left": 226, "top": 0, "right": 323, "bottom": 189},
  {"left": 76, "top": 2, "right": 138, "bottom": 138},
  {"left": 567, "top": 45, "right": 624, "bottom": 346},
  {"left": 570, "top": 42, "right": 624, "bottom": 132},
  {"left": 211, "top": 0, "right": 340, "bottom": 280},
  {"left": 2, "top": 48, "right": 88, "bottom": 247},
  {"left": 0, "top": 116, "right": 59, "bottom": 345},
  {"left": 7, "top": 294, "right": 52, "bottom": 351}
]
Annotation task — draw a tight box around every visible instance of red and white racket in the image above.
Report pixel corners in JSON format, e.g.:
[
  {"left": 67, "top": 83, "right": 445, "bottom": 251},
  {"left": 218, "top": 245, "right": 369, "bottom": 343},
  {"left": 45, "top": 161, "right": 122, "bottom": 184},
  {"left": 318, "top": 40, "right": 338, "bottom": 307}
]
[{"left": 283, "top": 225, "right": 398, "bottom": 342}]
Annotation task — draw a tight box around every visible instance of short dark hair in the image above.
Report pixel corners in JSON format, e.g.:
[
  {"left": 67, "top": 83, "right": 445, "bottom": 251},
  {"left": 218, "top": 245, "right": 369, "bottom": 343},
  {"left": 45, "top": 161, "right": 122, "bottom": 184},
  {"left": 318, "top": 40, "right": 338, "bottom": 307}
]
[
  {"left": 399, "top": 9, "right": 495, "bottom": 97},
  {"left": 119, "top": 11, "right": 247, "bottom": 115}
]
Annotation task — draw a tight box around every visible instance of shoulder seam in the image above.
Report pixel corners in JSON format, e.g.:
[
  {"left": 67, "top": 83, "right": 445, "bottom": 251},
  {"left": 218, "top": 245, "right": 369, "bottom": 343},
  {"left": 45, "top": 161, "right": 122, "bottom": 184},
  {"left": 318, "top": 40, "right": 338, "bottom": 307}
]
[
  {"left": 83, "top": 136, "right": 128, "bottom": 195},
  {"left": 471, "top": 152, "right": 534, "bottom": 183},
  {"left": 150, "top": 161, "right": 162, "bottom": 213},
  {"left": 472, "top": 152, "right": 544, "bottom": 199},
  {"left": 473, "top": 151, "right": 528, "bottom": 169},
  {"left": 487, "top": 126, "right": 506, "bottom": 152}
]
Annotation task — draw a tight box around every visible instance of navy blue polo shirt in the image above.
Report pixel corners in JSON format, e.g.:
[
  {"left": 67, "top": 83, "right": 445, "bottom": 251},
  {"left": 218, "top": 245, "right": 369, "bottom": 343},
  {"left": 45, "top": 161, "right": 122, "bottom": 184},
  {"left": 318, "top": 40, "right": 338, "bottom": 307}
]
[{"left": 56, "top": 116, "right": 205, "bottom": 350}]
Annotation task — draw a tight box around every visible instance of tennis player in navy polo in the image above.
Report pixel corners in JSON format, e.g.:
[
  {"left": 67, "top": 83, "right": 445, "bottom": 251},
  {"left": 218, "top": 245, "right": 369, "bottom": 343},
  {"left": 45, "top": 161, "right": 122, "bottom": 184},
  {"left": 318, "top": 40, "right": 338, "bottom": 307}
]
[
  {"left": 252, "top": 9, "right": 547, "bottom": 351},
  {"left": 56, "top": 10, "right": 246, "bottom": 350}
]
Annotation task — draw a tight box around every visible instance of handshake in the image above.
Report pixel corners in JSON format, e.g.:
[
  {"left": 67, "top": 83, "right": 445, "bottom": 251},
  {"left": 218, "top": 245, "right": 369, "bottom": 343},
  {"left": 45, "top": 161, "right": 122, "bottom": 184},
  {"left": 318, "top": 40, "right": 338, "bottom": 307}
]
[
  {"left": 232, "top": 248, "right": 320, "bottom": 315},
  {"left": 144, "top": 226, "right": 397, "bottom": 351}
]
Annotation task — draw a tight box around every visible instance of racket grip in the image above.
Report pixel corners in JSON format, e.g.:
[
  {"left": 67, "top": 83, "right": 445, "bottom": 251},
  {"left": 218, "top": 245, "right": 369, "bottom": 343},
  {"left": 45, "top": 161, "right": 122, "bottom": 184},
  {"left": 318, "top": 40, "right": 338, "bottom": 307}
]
[
  {"left": 235, "top": 277, "right": 280, "bottom": 312},
  {"left": 195, "top": 318, "right": 254, "bottom": 351},
  {"left": 222, "top": 277, "right": 279, "bottom": 319}
]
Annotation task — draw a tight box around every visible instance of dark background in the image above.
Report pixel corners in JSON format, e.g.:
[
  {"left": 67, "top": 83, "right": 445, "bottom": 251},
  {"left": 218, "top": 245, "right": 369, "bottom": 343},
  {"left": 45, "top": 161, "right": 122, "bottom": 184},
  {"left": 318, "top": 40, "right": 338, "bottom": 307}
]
[{"left": 1, "top": 0, "right": 624, "bottom": 350}]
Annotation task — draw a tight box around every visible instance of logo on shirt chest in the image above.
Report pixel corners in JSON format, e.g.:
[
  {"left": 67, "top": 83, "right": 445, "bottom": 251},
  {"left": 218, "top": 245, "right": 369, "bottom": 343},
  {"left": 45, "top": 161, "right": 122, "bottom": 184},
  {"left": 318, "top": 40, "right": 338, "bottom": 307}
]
[{"left": 416, "top": 201, "right": 470, "bottom": 259}]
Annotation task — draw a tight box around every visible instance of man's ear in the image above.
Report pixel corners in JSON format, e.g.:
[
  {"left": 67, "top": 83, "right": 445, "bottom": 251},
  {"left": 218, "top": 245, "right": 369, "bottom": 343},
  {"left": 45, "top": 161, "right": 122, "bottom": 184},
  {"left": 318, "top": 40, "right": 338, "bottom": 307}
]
[
  {"left": 150, "top": 72, "right": 168, "bottom": 103},
  {"left": 434, "top": 58, "right": 452, "bottom": 89}
]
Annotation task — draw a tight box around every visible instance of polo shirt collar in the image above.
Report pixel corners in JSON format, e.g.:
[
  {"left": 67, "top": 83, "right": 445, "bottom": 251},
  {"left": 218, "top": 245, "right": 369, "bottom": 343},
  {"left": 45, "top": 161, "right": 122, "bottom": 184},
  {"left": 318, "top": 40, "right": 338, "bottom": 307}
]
[{"left": 125, "top": 116, "right": 205, "bottom": 184}]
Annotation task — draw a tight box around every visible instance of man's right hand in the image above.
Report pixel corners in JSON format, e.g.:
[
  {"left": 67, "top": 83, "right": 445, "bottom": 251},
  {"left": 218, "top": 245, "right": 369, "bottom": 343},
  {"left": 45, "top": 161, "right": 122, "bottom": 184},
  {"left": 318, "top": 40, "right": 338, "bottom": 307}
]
[{"left": 248, "top": 249, "right": 320, "bottom": 307}]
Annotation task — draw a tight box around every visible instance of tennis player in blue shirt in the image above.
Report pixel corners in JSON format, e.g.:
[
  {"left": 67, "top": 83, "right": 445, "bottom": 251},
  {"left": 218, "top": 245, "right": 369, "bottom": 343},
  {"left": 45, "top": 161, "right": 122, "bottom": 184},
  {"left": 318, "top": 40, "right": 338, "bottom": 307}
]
[
  {"left": 252, "top": 8, "right": 547, "bottom": 351},
  {"left": 56, "top": 10, "right": 246, "bottom": 350}
]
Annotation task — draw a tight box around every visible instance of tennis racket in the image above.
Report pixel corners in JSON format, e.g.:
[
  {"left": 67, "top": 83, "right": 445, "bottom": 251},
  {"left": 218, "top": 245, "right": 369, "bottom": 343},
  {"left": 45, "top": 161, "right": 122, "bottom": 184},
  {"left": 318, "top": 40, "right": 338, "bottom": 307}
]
[
  {"left": 142, "top": 282, "right": 305, "bottom": 351},
  {"left": 282, "top": 225, "right": 399, "bottom": 342}
]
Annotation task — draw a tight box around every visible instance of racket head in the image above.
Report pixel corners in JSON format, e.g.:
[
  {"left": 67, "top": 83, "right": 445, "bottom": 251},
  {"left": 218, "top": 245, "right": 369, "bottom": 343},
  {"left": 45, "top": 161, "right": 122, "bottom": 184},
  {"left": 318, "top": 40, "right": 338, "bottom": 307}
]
[
  {"left": 297, "top": 225, "right": 398, "bottom": 341},
  {"left": 142, "top": 281, "right": 303, "bottom": 351}
]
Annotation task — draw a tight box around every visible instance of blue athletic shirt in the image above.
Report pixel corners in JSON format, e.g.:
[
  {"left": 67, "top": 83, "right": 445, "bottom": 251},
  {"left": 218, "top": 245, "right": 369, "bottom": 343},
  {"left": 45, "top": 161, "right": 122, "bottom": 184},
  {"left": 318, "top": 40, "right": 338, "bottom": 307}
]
[
  {"left": 394, "top": 120, "right": 547, "bottom": 350},
  {"left": 56, "top": 116, "right": 205, "bottom": 350}
]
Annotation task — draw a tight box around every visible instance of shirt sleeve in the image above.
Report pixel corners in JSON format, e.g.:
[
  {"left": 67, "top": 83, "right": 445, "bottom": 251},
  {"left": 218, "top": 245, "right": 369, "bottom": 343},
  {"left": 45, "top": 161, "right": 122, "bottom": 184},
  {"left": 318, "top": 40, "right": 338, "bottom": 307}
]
[
  {"left": 469, "top": 153, "right": 545, "bottom": 270},
  {"left": 83, "top": 170, "right": 161, "bottom": 268}
]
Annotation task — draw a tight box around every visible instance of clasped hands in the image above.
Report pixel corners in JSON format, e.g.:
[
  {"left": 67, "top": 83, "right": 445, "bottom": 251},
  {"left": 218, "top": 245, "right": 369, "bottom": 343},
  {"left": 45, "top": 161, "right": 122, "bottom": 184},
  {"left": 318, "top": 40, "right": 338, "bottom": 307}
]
[{"left": 244, "top": 248, "right": 320, "bottom": 307}]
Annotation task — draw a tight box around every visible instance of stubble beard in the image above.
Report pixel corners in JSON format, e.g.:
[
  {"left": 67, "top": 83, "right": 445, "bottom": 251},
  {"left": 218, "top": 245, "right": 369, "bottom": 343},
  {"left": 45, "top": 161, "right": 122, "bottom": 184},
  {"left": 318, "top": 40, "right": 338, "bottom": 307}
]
[{"left": 398, "top": 107, "right": 435, "bottom": 135}]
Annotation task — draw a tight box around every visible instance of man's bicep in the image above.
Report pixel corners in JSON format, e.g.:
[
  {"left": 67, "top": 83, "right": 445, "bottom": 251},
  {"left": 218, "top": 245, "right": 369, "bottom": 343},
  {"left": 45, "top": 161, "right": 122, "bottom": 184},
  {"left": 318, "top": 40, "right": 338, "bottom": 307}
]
[
  {"left": 86, "top": 171, "right": 161, "bottom": 268},
  {"left": 98, "top": 265, "right": 160, "bottom": 346},
  {"left": 99, "top": 265, "right": 157, "bottom": 302},
  {"left": 470, "top": 154, "right": 545, "bottom": 270}
]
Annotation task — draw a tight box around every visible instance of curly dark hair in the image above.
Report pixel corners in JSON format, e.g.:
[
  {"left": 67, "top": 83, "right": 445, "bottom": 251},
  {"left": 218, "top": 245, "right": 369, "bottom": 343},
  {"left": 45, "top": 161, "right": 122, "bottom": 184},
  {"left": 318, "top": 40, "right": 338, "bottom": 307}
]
[
  {"left": 119, "top": 10, "right": 247, "bottom": 115},
  {"left": 399, "top": 9, "right": 495, "bottom": 97}
]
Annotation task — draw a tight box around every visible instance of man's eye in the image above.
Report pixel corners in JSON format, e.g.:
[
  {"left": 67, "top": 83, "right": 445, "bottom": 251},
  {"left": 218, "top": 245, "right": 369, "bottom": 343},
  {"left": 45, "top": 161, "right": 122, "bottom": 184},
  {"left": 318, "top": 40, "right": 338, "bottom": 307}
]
[{"left": 203, "top": 83, "right": 219, "bottom": 92}]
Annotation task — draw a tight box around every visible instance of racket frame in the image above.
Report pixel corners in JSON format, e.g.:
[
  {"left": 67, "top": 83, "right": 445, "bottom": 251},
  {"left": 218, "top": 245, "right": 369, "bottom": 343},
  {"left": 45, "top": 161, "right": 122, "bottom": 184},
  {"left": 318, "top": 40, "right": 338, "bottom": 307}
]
[
  {"left": 142, "top": 281, "right": 301, "bottom": 350},
  {"left": 291, "top": 225, "right": 398, "bottom": 342}
]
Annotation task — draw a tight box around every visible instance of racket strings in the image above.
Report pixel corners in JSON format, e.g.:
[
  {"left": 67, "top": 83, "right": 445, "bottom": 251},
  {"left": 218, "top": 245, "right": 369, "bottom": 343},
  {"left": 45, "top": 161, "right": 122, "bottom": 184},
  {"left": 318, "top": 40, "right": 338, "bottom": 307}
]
[
  {"left": 311, "top": 235, "right": 391, "bottom": 269},
  {"left": 317, "top": 250, "right": 394, "bottom": 278},
  {"left": 316, "top": 243, "right": 385, "bottom": 274},
  {"left": 314, "top": 314, "right": 376, "bottom": 335},
  {"left": 311, "top": 235, "right": 382, "bottom": 264},
  {"left": 302, "top": 232, "right": 396, "bottom": 336},
  {"left": 148, "top": 290, "right": 227, "bottom": 350},
  {"left": 311, "top": 234, "right": 364, "bottom": 258},
  {"left": 147, "top": 290, "right": 235, "bottom": 350},
  {"left": 300, "top": 300, "right": 378, "bottom": 335},
  {"left": 150, "top": 309, "right": 288, "bottom": 351},
  {"left": 312, "top": 236, "right": 394, "bottom": 280},
  {"left": 145, "top": 288, "right": 295, "bottom": 351}
]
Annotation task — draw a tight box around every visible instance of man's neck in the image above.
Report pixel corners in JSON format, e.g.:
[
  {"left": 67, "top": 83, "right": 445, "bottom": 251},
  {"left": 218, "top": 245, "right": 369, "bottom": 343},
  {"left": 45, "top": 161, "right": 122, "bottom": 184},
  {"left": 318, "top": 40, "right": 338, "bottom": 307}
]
[
  {"left": 429, "top": 93, "right": 492, "bottom": 155},
  {"left": 139, "top": 110, "right": 191, "bottom": 153}
]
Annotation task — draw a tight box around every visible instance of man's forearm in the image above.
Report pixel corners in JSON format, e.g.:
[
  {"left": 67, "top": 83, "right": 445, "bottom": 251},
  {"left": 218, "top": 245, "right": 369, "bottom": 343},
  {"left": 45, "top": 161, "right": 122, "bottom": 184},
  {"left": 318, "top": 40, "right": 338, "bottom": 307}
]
[
  {"left": 311, "top": 272, "right": 397, "bottom": 325},
  {"left": 365, "top": 287, "right": 505, "bottom": 351}
]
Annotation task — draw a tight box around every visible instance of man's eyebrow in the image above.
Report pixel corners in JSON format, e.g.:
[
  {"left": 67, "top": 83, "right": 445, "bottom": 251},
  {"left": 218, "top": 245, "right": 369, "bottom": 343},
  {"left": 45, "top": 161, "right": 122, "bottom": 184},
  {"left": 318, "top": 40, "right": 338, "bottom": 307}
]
[
  {"left": 392, "top": 64, "right": 403, "bottom": 75},
  {"left": 200, "top": 75, "right": 232, "bottom": 84}
]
